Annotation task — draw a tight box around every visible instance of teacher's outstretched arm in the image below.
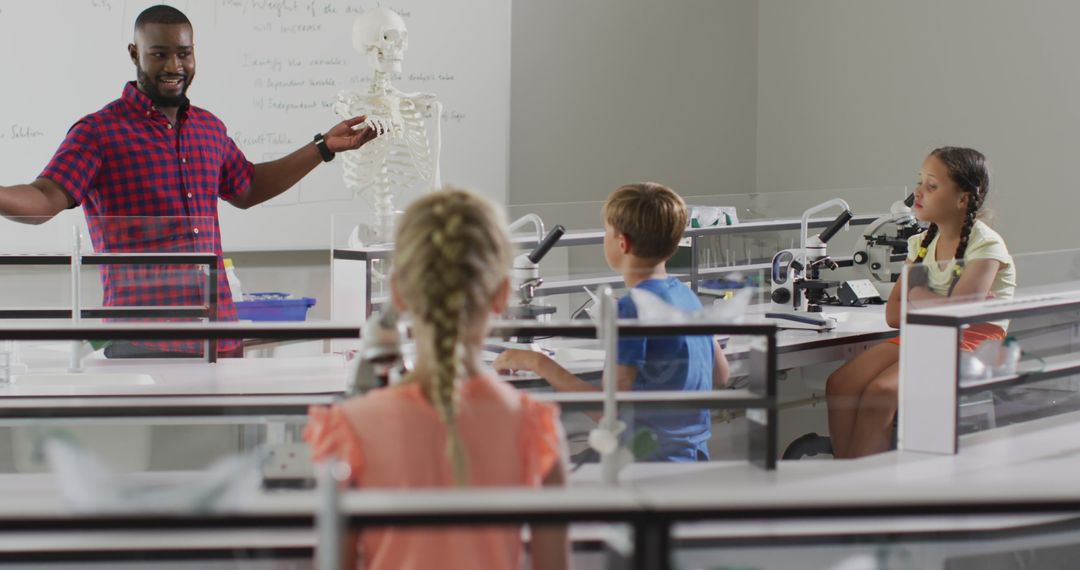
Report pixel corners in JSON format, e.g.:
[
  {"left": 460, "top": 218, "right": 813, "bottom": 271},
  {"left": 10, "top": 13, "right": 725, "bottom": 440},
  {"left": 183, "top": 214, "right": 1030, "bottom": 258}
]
[
  {"left": 227, "top": 116, "right": 377, "bottom": 209},
  {"left": 0, "top": 178, "right": 76, "bottom": 224}
]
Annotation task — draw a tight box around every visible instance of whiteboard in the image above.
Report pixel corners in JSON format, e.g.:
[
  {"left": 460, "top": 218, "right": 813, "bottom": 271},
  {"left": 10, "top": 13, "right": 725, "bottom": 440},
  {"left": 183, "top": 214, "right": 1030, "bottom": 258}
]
[{"left": 0, "top": 0, "right": 509, "bottom": 252}]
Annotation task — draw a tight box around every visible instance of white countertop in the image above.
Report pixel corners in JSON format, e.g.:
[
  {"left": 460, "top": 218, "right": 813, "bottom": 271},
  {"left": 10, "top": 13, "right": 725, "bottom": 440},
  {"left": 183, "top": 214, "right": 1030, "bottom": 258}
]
[
  {"left": 0, "top": 410, "right": 1079, "bottom": 552},
  {"left": 0, "top": 354, "right": 347, "bottom": 397},
  {"left": 0, "top": 305, "right": 893, "bottom": 407}
]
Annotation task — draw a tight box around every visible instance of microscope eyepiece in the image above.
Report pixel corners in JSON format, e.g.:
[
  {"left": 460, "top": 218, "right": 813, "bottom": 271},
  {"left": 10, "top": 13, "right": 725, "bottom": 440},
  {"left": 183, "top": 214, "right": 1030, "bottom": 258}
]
[
  {"left": 527, "top": 225, "right": 566, "bottom": 264},
  {"left": 819, "top": 210, "right": 854, "bottom": 244}
]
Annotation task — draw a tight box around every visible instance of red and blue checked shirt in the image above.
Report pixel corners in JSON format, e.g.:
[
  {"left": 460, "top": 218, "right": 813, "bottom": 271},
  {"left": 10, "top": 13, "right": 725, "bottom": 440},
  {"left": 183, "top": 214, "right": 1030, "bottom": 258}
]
[{"left": 41, "top": 82, "right": 254, "bottom": 354}]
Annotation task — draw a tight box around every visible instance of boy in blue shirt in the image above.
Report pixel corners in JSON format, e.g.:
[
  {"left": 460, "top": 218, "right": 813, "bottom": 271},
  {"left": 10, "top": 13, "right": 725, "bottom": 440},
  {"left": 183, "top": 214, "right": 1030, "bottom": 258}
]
[{"left": 495, "top": 182, "right": 729, "bottom": 461}]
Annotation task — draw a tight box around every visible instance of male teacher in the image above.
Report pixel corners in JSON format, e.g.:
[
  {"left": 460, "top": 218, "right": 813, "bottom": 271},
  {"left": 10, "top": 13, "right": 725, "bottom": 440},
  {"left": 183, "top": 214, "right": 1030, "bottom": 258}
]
[{"left": 0, "top": 5, "right": 376, "bottom": 358}]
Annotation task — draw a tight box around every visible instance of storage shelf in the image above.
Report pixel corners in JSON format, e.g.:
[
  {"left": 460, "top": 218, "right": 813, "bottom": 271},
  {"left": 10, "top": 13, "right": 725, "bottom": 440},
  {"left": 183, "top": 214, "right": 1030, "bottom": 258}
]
[
  {"left": 0, "top": 253, "right": 217, "bottom": 266},
  {"left": 959, "top": 352, "right": 1080, "bottom": 395},
  {"left": 908, "top": 293, "right": 1080, "bottom": 328},
  {"left": 541, "top": 389, "right": 773, "bottom": 413},
  {"left": 333, "top": 214, "right": 882, "bottom": 261},
  {"left": 0, "top": 306, "right": 211, "bottom": 319}
]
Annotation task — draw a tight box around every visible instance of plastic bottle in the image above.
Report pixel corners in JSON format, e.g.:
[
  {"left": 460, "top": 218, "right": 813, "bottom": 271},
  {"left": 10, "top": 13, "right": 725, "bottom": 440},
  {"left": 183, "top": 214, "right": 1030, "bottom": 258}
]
[
  {"left": 224, "top": 258, "right": 245, "bottom": 302},
  {"left": 967, "top": 336, "right": 1022, "bottom": 379},
  {"left": 966, "top": 339, "right": 1000, "bottom": 380}
]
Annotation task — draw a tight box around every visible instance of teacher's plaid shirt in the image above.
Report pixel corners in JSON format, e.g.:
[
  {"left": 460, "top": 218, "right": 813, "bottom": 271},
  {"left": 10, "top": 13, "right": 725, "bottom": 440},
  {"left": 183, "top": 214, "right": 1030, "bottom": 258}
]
[{"left": 40, "top": 82, "right": 255, "bottom": 354}]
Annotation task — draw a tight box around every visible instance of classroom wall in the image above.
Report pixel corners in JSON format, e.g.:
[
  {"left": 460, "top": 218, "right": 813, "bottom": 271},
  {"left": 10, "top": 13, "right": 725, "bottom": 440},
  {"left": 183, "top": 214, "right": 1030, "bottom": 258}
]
[
  {"left": 226, "top": 0, "right": 760, "bottom": 307},
  {"left": 756, "top": 0, "right": 1080, "bottom": 255},
  {"left": 225, "top": 0, "right": 1080, "bottom": 302},
  {"left": 508, "top": 0, "right": 759, "bottom": 210}
]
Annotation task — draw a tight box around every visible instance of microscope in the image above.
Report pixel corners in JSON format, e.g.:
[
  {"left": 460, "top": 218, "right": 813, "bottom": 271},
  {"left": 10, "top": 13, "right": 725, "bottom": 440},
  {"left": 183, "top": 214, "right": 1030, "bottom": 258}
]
[
  {"left": 768, "top": 199, "right": 854, "bottom": 330},
  {"left": 852, "top": 194, "right": 923, "bottom": 289},
  {"left": 505, "top": 225, "right": 566, "bottom": 343},
  {"left": 347, "top": 306, "right": 408, "bottom": 396},
  {"left": 505, "top": 225, "right": 566, "bottom": 321}
]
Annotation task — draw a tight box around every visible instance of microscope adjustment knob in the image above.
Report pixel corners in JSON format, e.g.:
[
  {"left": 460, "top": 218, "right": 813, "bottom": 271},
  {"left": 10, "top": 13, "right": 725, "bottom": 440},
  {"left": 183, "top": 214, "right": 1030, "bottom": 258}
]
[
  {"left": 518, "top": 277, "right": 543, "bottom": 304},
  {"left": 771, "top": 287, "right": 792, "bottom": 304},
  {"left": 853, "top": 251, "right": 868, "bottom": 265}
]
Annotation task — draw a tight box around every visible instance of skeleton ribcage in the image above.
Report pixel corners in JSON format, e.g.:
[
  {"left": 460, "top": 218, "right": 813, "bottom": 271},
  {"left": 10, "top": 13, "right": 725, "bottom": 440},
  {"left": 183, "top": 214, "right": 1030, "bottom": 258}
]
[{"left": 335, "top": 94, "right": 434, "bottom": 197}]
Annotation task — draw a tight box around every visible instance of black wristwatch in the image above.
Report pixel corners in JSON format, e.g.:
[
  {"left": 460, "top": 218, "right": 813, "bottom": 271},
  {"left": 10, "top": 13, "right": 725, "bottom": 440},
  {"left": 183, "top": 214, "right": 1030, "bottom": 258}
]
[{"left": 313, "top": 133, "right": 335, "bottom": 162}]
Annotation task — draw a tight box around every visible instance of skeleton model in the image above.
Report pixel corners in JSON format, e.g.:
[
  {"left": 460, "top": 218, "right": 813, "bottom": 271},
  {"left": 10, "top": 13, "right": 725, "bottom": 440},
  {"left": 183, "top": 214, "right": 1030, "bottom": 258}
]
[{"left": 336, "top": 8, "right": 443, "bottom": 245}]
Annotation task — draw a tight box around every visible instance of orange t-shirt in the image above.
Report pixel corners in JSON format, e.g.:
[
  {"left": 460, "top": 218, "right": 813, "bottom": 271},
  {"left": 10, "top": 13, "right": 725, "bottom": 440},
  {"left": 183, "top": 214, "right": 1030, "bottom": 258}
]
[{"left": 304, "top": 375, "right": 564, "bottom": 570}]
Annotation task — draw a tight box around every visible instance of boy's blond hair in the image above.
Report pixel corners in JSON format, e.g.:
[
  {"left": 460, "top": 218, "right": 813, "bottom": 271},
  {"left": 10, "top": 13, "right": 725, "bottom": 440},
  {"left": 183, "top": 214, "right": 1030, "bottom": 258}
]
[
  {"left": 602, "top": 182, "right": 688, "bottom": 261},
  {"left": 392, "top": 188, "right": 513, "bottom": 485}
]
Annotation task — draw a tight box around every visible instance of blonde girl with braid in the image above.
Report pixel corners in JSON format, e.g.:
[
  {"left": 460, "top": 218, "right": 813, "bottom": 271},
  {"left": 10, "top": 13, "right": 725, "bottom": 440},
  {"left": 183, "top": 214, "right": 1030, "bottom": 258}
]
[
  {"left": 305, "top": 189, "right": 570, "bottom": 570},
  {"left": 825, "top": 147, "right": 1014, "bottom": 459}
]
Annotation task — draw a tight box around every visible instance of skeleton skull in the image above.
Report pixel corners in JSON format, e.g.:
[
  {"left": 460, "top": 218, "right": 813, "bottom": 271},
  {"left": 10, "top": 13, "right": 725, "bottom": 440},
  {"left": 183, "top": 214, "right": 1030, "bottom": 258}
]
[{"left": 353, "top": 8, "right": 408, "bottom": 74}]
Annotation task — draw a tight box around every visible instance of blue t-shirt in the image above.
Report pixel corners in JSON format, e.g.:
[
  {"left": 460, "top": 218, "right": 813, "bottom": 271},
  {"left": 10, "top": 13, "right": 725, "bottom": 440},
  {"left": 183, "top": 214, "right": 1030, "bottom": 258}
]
[{"left": 618, "top": 277, "right": 714, "bottom": 462}]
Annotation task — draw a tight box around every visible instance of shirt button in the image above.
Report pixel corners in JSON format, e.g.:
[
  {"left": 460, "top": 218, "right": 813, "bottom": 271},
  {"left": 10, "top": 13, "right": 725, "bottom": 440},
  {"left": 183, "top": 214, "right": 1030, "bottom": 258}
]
[
  {"left": 181, "top": 158, "right": 187, "bottom": 164},
  {"left": 193, "top": 228, "right": 200, "bottom": 235},
  {"left": 167, "top": 124, "right": 173, "bottom": 130},
  {"left": 187, "top": 192, "right": 193, "bottom": 199}
]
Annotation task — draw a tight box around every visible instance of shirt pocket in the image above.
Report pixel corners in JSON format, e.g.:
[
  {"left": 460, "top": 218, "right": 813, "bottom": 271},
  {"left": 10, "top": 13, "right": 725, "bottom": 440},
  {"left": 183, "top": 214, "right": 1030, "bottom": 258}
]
[{"left": 185, "top": 138, "right": 225, "bottom": 179}]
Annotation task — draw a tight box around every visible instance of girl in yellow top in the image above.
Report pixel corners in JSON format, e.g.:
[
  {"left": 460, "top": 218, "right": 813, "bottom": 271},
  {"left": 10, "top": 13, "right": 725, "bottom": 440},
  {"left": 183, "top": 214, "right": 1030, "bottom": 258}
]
[
  {"left": 305, "top": 189, "right": 570, "bottom": 570},
  {"left": 826, "top": 147, "right": 1015, "bottom": 458}
]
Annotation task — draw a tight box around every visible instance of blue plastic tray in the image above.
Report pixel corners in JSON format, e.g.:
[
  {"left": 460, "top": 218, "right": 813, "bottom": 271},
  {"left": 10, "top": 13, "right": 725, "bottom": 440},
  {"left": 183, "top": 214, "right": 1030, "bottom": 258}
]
[{"left": 234, "top": 292, "right": 316, "bottom": 321}]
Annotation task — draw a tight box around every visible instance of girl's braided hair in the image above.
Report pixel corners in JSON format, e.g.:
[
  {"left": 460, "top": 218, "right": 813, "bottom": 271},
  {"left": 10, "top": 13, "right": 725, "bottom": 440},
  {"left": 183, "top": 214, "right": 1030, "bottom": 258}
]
[{"left": 391, "top": 188, "right": 513, "bottom": 484}]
